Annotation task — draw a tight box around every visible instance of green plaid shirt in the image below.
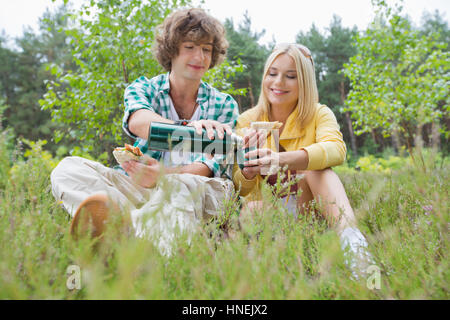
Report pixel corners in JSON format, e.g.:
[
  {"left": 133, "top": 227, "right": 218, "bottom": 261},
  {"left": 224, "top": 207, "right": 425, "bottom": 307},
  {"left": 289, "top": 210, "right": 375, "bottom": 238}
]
[{"left": 122, "top": 73, "right": 240, "bottom": 178}]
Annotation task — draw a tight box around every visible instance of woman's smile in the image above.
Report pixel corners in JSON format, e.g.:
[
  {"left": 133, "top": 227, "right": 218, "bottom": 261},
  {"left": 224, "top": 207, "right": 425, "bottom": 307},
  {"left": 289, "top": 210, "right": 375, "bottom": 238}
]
[{"left": 270, "top": 88, "right": 289, "bottom": 95}]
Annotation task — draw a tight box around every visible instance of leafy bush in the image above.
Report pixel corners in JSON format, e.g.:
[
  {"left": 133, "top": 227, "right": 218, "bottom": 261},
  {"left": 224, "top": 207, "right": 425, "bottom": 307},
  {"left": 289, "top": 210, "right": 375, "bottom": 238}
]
[
  {"left": 355, "top": 155, "right": 410, "bottom": 173},
  {"left": 334, "top": 148, "right": 449, "bottom": 175}
]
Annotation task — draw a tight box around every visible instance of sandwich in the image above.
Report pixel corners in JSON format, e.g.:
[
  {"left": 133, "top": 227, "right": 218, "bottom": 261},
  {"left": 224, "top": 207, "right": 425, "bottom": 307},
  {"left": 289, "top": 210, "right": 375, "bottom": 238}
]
[
  {"left": 250, "top": 121, "right": 283, "bottom": 130},
  {"left": 113, "top": 143, "right": 145, "bottom": 165}
]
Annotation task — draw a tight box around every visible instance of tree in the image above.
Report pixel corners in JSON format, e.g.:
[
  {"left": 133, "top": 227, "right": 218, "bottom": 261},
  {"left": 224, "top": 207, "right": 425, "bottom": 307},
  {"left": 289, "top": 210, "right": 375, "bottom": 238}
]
[
  {"left": 41, "top": 0, "right": 190, "bottom": 162},
  {"left": 325, "top": 17, "right": 359, "bottom": 155},
  {"left": 420, "top": 10, "right": 450, "bottom": 46},
  {"left": 224, "top": 13, "right": 270, "bottom": 111},
  {"left": 0, "top": 5, "right": 75, "bottom": 154},
  {"left": 296, "top": 24, "right": 327, "bottom": 87},
  {"left": 296, "top": 17, "right": 360, "bottom": 155},
  {"left": 419, "top": 10, "right": 450, "bottom": 152},
  {"left": 0, "top": 35, "right": 20, "bottom": 123},
  {"left": 41, "top": 0, "right": 245, "bottom": 163},
  {"left": 343, "top": 0, "right": 449, "bottom": 153}
]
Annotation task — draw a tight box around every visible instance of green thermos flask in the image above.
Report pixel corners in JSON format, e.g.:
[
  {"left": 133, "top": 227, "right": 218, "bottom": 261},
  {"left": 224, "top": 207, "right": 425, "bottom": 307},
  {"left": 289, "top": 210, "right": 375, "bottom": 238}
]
[{"left": 147, "top": 122, "right": 252, "bottom": 169}]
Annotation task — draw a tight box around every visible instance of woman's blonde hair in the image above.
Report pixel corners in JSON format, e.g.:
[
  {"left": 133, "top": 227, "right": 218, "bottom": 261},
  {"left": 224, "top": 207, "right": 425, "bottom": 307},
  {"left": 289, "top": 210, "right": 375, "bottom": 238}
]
[{"left": 255, "top": 43, "right": 318, "bottom": 127}]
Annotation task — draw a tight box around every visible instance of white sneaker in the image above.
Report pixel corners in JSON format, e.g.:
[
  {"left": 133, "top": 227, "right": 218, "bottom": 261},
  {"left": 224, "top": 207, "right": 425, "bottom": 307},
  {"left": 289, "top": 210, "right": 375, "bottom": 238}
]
[{"left": 339, "top": 227, "right": 375, "bottom": 279}]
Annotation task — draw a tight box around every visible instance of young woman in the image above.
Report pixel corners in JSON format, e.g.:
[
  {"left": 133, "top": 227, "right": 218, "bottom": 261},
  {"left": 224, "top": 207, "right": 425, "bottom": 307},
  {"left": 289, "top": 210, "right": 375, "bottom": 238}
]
[{"left": 233, "top": 43, "right": 372, "bottom": 274}]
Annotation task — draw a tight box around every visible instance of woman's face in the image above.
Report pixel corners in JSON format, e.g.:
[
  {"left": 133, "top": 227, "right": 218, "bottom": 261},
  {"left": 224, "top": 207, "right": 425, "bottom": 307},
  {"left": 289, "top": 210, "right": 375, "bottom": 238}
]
[{"left": 263, "top": 53, "right": 299, "bottom": 110}]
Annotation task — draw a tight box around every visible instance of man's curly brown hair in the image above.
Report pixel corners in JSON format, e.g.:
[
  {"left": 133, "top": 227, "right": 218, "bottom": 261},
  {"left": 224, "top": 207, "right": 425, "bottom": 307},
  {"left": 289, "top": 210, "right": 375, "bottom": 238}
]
[{"left": 154, "top": 8, "right": 229, "bottom": 71}]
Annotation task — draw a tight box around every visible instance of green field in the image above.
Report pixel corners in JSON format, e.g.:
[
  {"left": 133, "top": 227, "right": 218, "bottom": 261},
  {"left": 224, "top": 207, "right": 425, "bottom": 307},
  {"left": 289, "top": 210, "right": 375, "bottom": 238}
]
[{"left": 0, "top": 135, "right": 448, "bottom": 300}]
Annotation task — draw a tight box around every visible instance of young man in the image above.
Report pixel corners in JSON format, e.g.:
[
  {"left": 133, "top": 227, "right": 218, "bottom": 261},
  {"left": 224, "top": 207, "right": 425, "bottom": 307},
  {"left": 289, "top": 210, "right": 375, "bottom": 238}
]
[{"left": 51, "top": 8, "right": 239, "bottom": 254}]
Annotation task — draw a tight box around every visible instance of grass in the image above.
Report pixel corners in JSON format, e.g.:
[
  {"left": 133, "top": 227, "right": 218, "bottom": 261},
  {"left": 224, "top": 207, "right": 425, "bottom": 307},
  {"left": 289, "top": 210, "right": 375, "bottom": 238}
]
[{"left": 0, "top": 134, "right": 448, "bottom": 299}]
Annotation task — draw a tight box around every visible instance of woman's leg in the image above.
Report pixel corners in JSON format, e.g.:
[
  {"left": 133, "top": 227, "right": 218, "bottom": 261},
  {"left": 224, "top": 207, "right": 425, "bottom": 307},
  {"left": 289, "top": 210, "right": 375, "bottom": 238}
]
[
  {"left": 241, "top": 168, "right": 356, "bottom": 229},
  {"left": 297, "top": 168, "right": 356, "bottom": 233},
  {"left": 239, "top": 200, "right": 263, "bottom": 224},
  {"left": 300, "top": 169, "right": 374, "bottom": 276},
  {"left": 295, "top": 173, "right": 315, "bottom": 216}
]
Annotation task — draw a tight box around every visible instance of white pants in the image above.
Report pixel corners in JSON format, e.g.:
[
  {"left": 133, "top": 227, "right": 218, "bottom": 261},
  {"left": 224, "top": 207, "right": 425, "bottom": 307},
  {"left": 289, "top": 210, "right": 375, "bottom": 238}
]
[{"left": 51, "top": 156, "right": 234, "bottom": 255}]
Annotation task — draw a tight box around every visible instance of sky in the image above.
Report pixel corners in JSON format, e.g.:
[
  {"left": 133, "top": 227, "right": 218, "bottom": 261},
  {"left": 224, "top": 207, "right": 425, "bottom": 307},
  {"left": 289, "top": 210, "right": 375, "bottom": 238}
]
[{"left": 0, "top": 0, "right": 449, "bottom": 45}]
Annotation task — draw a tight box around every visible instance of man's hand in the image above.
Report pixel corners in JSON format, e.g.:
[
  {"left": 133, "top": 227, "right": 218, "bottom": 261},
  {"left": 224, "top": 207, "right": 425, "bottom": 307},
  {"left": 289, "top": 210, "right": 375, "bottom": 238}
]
[
  {"left": 188, "top": 119, "right": 232, "bottom": 140},
  {"left": 122, "top": 155, "right": 161, "bottom": 188}
]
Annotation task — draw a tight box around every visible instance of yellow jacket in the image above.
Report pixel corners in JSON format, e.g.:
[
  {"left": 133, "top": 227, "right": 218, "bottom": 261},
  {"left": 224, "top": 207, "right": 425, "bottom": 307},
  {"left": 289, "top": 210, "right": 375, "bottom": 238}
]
[{"left": 232, "top": 103, "right": 347, "bottom": 199}]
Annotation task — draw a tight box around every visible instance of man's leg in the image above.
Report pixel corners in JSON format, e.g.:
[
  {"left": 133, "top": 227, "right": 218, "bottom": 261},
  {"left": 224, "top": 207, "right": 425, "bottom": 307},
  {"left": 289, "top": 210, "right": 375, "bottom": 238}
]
[
  {"left": 130, "top": 173, "right": 233, "bottom": 256},
  {"left": 51, "top": 156, "right": 152, "bottom": 238},
  {"left": 51, "top": 156, "right": 151, "bottom": 216}
]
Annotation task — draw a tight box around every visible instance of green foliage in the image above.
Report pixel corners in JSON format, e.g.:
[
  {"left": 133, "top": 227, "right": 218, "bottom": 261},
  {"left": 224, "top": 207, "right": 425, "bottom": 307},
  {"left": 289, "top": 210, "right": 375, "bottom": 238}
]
[
  {"left": 343, "top": 0, "right": 449, "bottom": 145},
  {"left": 335, "top": 147, "right": 449, "bottom": 176},
  {"left": 0, "top": 101, "right": 15, "bottom": 189},
  {"left": 224, "top": 13, "right": 270, "bottom": 111},
  {"left": 9, "top": 140, "right": 60, "bottom": 193},
  {"left": 0, "top": 141, "right": 448, "bottom": 298},
  {"left": 296, "top": 16, "right": 359, "bottom": 154},
  {"left": 0, "top": 133, "right": 73, "bottom": 299},
  {"left": 0, "top": 6, "right": 75, "bottom": 155},
  {"left": 203, "top": 58, "right": 247, "bottom": 97},
  {"left": 2, "top": 1, "right": 448, "bottom": 161},
  {"left": 40, "top": 0, "right": 247, "bottom": 164},
  {"left": 40, "top": 0, "right": 191, "bottom": 161},
  {"left": 296, "top": 16, "right": 357, "bottom": 110},
  {"left": 355, "top": 155, "right": 409, "bottom": 173},
  {"left": 419, "top": 10, "right": 450, "bottom": 45}
]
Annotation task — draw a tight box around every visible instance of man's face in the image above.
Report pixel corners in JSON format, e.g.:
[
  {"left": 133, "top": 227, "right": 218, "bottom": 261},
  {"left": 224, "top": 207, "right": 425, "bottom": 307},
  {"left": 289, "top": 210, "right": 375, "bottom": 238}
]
[{"left": 171, "top": 39, "right": 213, "bottom": 81}]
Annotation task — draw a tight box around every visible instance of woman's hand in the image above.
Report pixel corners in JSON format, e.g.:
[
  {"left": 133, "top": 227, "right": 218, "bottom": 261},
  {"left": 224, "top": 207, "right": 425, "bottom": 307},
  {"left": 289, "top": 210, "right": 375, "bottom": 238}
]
[
  {"left": 241, "top": 166, "right": 258, "bottom": 180},
  {"left": 122, "top": 155, "right": 161, "bottom": 188},
  {"left": 239, "top": 128, "right": 271, "bottom": 180},
  {"left": 188, "top": 120, "right": 233, "bottom": 140},
  {"left": 242, "top": 128, "right": 268, "bottom": 149},
  {"left": 243, "top": 148, "right": 281, "bottom": 178}
]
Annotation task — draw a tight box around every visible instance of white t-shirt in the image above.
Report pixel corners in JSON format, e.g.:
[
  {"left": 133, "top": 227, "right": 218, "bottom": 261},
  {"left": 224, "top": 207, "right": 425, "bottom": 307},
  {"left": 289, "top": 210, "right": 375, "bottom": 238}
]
[{"left": 161, "top": 98, "right": 201, "bottom": 167}]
